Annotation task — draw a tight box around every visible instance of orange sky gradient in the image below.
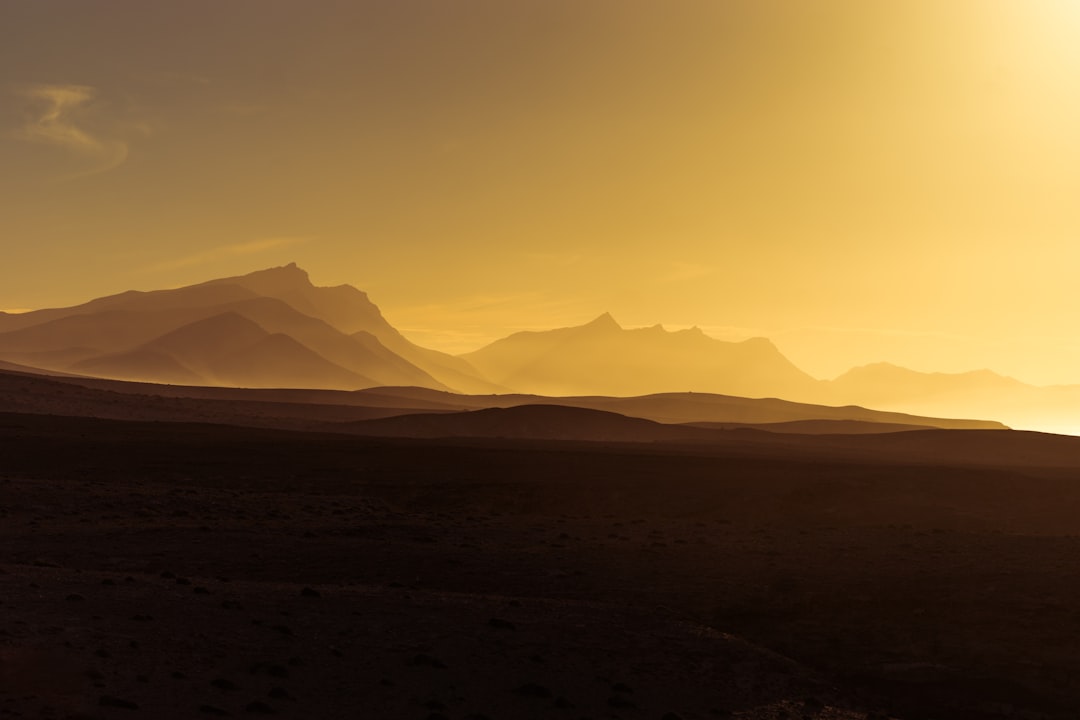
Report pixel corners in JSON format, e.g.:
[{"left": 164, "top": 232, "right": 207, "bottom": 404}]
[{"left": 2, "top": 1, "right": 1080, "bottom": 385}]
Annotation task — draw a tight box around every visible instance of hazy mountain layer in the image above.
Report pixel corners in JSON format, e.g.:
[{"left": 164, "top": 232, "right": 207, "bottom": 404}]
[
  {"left": 0, "top": 264, "right": 477, "bottom": 392},
  {"left": 461, "top": 319, "right": 1079, "bottom": 433},
  {"left": 828, "top": 363, "right": 1080, "bottom": 435},
  {"left": 1, "top": 264, "right": 1077, "bottom": 431},
  {"left": 206, "top": 265, "right": 501, "bottom": 392},
  {"left": 462, "top": 313, "right": 819, "bottom": 399}
]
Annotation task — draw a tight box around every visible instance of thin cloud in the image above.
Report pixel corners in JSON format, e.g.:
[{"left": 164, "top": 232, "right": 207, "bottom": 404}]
[
  {"left": 141, "top": 236, "right": 312, "bottom": 274},
  {"left": 14, "top": 84, "right": 130, "bottom": 177}
]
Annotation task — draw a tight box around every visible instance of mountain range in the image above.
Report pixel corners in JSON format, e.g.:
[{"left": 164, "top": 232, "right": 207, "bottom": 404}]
[
  {"left": 0, "top": 264, "right": 498, "bottom": 393},
  {"left": 0, "top": 263, "right": 1075, "bottom": 432}
]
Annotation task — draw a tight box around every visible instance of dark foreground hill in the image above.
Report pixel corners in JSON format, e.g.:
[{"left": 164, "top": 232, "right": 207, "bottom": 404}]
[
  {"left": 3, "top": 411, "right": 1080, "bottom": 719},
  {"left": 349, "top": 404, "right": 725, "bottom": 442},
  {"left": 352, "top": 386, "right": 1007, "bottom": 430},
  {"left": 0, "top": 368, "right": 1006, "bottom": 437}
]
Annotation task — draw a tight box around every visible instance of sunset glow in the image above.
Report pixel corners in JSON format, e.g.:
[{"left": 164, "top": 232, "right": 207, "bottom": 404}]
[
  {"left": 2, "top": 2, "right": 1079, "bottom": 390},
  {"left": 8, "top": 6, "right": 1080, "bottom": 716}
]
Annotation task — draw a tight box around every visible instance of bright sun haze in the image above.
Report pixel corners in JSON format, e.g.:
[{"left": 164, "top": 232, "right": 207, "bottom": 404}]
[{"left": 2, "top": 0, "right": 1079, "bottom": 390}]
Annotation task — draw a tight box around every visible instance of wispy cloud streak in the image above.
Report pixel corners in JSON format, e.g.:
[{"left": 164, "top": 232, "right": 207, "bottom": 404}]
[{"left": 14, "top": 84, "right": 129, "bottom": 176}]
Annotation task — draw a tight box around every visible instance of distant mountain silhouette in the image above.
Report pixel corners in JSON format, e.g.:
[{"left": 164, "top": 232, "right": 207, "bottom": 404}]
[
  {"left": 0, "top": 264, "right": 489, "bottom": 392},
  {"left": 1, "top": 265, "right": 1077, "bottom": 432},
  {"left": 827, "top": 363, "right": 1080, "bottom": 434},
  {"left": 209, "top": 264, "right": 502, "bottom": 393},
  {"left": 460, "top": 311, "right": 1079, "bottom": 432},
  {"left": 830, "top": 363, "right": 1027, "bottom": 403},
  {"left": 69, "top": 312, "right": 374, "bottom": 389},
  {"left": 462, "top": 314, "right": 818, "bottom": 398}
]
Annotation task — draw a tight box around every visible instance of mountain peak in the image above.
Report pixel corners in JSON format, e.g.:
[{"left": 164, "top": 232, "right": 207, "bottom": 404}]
[
  {"left": 214, "top": 263, "right": 314, "bottom": 296},
  {"left": 584, "top": 312, "right": 621, "bottom": 330},
  {"left": 250, "top": 262, "right": 310, "bottom": 283}
]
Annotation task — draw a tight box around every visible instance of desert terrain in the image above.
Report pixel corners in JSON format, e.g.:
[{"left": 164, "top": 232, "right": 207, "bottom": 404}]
[
  {"left": 3, "top": 268, "right": 1079, "bottom": 719},
  {"left": 3, "top": 375, "right": 1080, "bottom": 719}
]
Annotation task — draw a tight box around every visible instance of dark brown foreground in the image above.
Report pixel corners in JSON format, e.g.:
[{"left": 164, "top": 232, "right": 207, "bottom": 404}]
[{"left": 3, "top": 413, "right": 1080, "bottom": 719}]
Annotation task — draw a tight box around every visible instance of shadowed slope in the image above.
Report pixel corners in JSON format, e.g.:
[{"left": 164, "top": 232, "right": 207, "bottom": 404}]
[
  {"left": 0, "top": 368, "right": 424, "bottom": 428},
  {"left": 68, "top": 313, "right": 374, "bottom": 389},
  {"left": 0, "top": 282, "right": 261, "bottom": 334},
  {"left": 206, "top": 264, "right": 496, "bottom": 391},
  {"left": 688, "top": 419, "right": 937, "bottom": 434},
  {"left": 352, "top": 386, "right": 1006, "bottom": 430},
  {"left": 72, "top": 349, "right": 205, "bottom": 385},
  {"left": 212, "top": 333, "right": 372, "bottom": 389}
]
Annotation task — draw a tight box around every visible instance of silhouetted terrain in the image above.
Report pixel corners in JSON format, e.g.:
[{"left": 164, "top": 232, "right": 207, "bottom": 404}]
[
  {"left": 350, "top": 404, "right": 727, "bottom": 442},
  {"left": 462, "top": 313, "right": 819, "bottom": 398},
  {"left": 0, "top": 265, "right": 491, "bottom": 393},
  {"left": 351, "top": 386, "right": 1006, "bottom": 430},
  {"left": 0, "top": 368, "right": 1006, "bottom": 437},
  {"left": 828, "top": 362, "right": 1080, "bottom": 435},
  {"left": 4, "top": 409, "right": 1080, "bottom": 719}
]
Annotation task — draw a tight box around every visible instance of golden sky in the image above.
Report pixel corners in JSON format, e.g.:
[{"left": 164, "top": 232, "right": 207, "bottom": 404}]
[{"left": 2, "top": 1, "right": 1080, "bottom": 384}]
